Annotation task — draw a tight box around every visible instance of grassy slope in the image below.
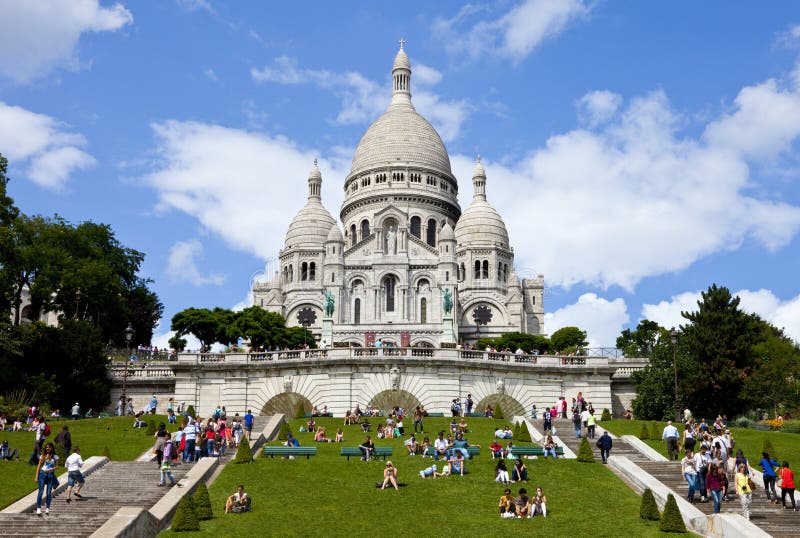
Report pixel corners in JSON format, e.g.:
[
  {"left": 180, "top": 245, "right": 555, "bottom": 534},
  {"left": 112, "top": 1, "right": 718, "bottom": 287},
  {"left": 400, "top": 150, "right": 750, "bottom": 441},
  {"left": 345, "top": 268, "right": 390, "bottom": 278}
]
[
  {"left": 163, "top": 417, "right": 666, "bottom": 537},
  {"left": 602, "top": 420, "right": 800, "bottom": 463},
  {"left": 0, "top": 415, "right": 168, "bottom": 508}
]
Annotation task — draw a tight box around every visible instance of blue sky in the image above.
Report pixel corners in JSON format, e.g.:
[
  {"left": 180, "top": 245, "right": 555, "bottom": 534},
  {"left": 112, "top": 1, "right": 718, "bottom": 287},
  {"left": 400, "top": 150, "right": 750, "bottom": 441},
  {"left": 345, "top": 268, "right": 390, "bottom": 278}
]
[{"left": 2, "top": 0, "right": 800, "bottom": 347}]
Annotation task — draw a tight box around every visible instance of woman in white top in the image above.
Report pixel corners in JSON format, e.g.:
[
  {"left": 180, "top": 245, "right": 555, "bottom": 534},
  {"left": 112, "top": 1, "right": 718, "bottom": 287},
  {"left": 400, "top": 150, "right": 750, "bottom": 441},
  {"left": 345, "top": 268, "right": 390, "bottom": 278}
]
[
  {"left": 681, "top": 449, "right": 698, "bottom": 503},
  {"left": 34, "top": 442, "right": 58, "bottom": 515}
]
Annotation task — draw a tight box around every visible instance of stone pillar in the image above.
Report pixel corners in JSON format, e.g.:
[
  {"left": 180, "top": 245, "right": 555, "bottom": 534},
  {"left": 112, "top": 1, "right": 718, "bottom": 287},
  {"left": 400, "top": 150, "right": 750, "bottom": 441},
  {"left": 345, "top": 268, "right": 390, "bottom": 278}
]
[
  {"left": 398, "top": 229, "right": 407, "bottom": 253},
  {"left": 321, "top": 316, "right": 333, "bottom": 348},
  {"left": 442, "top": 313, "right": 455, "bottom": 344}
]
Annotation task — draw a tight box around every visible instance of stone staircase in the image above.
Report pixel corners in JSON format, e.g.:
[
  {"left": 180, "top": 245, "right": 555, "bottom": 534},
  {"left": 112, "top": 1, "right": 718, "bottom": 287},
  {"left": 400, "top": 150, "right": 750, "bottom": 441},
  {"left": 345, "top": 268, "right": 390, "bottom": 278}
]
[
  {"left": 636, "top": 461, "right": 799, "bottom": 537},
  {"left": 552, "top": 419, "right": 650, "bottom": 464}
]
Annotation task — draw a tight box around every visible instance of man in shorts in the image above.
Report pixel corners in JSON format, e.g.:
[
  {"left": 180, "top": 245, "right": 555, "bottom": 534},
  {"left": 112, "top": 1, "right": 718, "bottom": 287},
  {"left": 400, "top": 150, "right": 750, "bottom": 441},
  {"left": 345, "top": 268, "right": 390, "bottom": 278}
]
[
  {"left": 244, "top": 409, "right": 254, "bottom": 440},
  {"left": 65, "top": 447, "right": 85, "bottom": 502}
]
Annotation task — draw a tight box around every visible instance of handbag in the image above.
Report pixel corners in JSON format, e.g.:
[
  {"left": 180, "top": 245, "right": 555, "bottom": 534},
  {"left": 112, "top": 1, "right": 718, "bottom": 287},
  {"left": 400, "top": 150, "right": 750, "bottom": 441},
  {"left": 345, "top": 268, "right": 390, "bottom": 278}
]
[
  {"left": 747, "top": 477, "right": 756, "bottom": 491},
  {"left": 777, "top": 477, "right": 783, "bottom": 488}
]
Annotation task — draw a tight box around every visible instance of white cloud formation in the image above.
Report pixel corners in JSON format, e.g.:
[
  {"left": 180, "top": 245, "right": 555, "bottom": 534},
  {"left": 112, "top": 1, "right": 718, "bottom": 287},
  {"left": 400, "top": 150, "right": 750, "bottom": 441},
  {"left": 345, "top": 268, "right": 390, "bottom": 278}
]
[
  {"left": 176, "top": 0, "right": 214, "bottom": 13},
  {"left": 166, "top": 239, "right": 226, "bottom": 286},
  {"left": 250, "top": 56, "right": 470, "bottom": 142},
  {"left": 433, "top": 0, "right": 589, "bottom": 62},
  {"left": 544, "top": 293, "right": 629, "bottom": 346},
  {"left": 203, "top": 68, "right": 218, "bottom": 81},
  {"left": 0, "top": 102, "right": 96, "bottom": 189},
  {"left": 641, "top": 289, "right": 800, "bottom": 342},
  {"left": 143, "top": 120, "right": 349, "bottom": 261},
  {"left": 451, "top": 67, "right": 800, "bottom": 290},
  {"left": 0, "top": 0, "right": 133, "bottom": 83},
  {"left": 576, "top": 90, "right": 622, "bottom": 127}
]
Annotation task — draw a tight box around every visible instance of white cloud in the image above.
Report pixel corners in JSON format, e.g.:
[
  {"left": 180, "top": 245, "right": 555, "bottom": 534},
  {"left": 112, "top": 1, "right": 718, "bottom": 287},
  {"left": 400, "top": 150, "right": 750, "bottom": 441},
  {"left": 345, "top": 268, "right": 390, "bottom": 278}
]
[
  {"left": 544, "top": 293, "right": 629, "bottom": 346},
  {"left": 451, "top": 74, "right": 800, "bottom": 290},
  {"left": 641, "top": 289, "right": 800, "bottom": 342},
  {"left": 151, "top": 328, "right": 203, "bottom": 352},
  {"left": 203, "top": 68, "right": 218, "bottom": 81},
  {"left": 0, "top": 102, "right": 96, "bottom": 189},
  {"left": 166, "top": 239, "right": 226, "bottom": 286},
  {"left": 176, "top": 0, "right": 214, "bottom": 13},
  {"left": 251, "top": 56, "right": 470, "bottom": 142},
  {"left": 433, "top": 0, "right": 589, "bottom": 63},
  {"left": 143, "top": 120, "right": 349, "bottom": 260},
  {"left": 576, "top": 90, "right": 622, "bottom": 127},
  {"left": 0, "top": 0, "right": 133, "bottom": 83}
]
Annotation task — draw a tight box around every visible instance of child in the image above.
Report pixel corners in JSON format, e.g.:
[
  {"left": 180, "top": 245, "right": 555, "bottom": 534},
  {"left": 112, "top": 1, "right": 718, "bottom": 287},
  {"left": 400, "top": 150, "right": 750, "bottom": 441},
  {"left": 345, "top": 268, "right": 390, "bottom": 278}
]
[
  {"left": 499, "top": 488, "right": 515, "bottom": 518},
  {"left": 419, "top": 463, "right": 437, "bottom": 478},
  {"left": 159, "top": 455, "right": 176, "bottom": 487}
]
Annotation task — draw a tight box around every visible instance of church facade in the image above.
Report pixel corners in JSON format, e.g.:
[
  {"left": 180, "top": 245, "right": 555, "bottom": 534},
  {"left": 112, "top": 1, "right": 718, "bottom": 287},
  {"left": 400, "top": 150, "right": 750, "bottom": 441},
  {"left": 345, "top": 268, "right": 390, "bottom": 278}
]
[{"left": 253, "top": 45, "right": 544, "bottom": 347}]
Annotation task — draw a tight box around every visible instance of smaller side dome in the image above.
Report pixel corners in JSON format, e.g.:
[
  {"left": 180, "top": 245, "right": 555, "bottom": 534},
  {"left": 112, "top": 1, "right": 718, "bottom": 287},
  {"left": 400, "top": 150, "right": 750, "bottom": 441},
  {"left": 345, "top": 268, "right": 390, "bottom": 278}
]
[
  {"left": 326, "top": 223, "right": 344, "bottom": 243},
  {"left": 439, "top": 222, "right": 455, "bottom": 241}
]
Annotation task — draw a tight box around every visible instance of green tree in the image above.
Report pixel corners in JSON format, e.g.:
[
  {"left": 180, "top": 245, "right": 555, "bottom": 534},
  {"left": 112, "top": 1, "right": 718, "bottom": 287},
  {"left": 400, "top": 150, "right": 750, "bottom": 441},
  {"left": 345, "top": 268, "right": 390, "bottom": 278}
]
[
  {"left": 617, "top": 320, "right": 661, "bottom": 357},
  {"left": 743, "top": 325, "right": 800, "bottom": 416},
  {"left": 284, "top": 326, "right": 317, "bottom": 349},
  {"left": 233, "top": 307, "right": 288, "bottom": 350},
  {"left": 640, "top": 488, "right": 660, "bottom": 520},
  {"left": 577, "top": 437, "right": 595, "bottom": 462},
  {"left": 234, "top": 436, "right": 253, "bottom": 463},
  {"left": 171, "top": 496, "right": 200, "bottom": 531},
  {"left": 660, "top": 493, "right": 686, "bottom": 533},
  {"left": 168, "top": 334, "right": 187, "bottom": 351},
  {"left": 171, "top": 308, "right": 220, "bottom": 351},
  {"left": 550, "top": 326, "right": 588, "bottom": 352},
  {"left": 477, "top": 332, "right": 550, "bottom": 354},
  {"left": 193, "top": 483, "right": 213, "bottom": 520},
  {"left": 0, "top": 154, "right": 20, "bottom": 315}
]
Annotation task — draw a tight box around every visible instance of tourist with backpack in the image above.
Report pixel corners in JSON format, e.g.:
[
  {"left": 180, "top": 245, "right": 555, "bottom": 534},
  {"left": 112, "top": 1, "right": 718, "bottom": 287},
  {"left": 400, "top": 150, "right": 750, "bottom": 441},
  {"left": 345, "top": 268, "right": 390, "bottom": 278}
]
[
  {"left": 572, "top": 409, "right": 581, "bottom": 438},
  {"left": 29, "top": 417, "right": 49, "bottom": 465}
]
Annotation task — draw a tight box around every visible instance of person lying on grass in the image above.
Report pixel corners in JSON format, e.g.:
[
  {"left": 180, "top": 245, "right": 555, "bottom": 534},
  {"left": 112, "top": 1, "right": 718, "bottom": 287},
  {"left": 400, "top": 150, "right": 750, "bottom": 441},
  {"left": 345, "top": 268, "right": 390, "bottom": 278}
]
[
  {"left": 225, "top": 485, "right": 250, "bottom": 514},
  {"left": 381, "top": 461, "right": 399, "bottom": 490}
]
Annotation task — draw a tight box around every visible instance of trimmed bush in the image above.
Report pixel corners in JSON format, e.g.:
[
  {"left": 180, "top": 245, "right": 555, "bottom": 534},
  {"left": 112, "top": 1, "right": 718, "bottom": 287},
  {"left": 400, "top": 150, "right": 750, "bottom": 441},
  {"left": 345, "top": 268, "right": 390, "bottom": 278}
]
[
  {"left": 601, "top": 408, "right": 612, "bottom": 422},
  {"left": 639, "top": 423, "right": 650, "bottom": 440},
  {"left": 494, "top": 404, "right": 504, "bottom": 420},
  {"left": 577, "top": 437, "right": 595, "bottom": 463},
  {"left": 650, "top": 422, "right": 661, "bottom": 441},
  {"left": 512, "top": 422, "right": 521, "bottom": 439},
  {"left": 660, "top": 493, "right": 686, "bottom": 533},
  {"left": 517, "top": 422, "right": 532, "bottom": 443},
  {"left": 234, "top": 435, "right": 253, "bottom": 464},
  {"left": 762, "top": 438, "right": 775, "bottom": 457},
  {"left": 146, "top": 421, "right": 157, "bottom": 436},
  {"left": 186, "top": 405, "right": 196, "bottom": 419},
  {"left": 102, "top": 445, "right": 111, "bottom": 458},
  {"left": 640, "top": 488, "right": 660, "bottom": 521},
  {"left": 295, "top": 403, "right": 306, "bottom": 420},
  {"left": 277, "top": 421, "right": 292, "bottom": 441},
  {"left": 193, "top": 483, "right": 213, "bottom": 520},
  {"left": 171, "top": 496, "right": 200, "bottom": 532}
]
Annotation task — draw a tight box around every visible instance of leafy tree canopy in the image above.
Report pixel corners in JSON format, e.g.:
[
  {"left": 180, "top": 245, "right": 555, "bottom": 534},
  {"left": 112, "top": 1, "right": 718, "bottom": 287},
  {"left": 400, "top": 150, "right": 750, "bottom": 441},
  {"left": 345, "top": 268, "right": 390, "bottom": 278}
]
[{"left": 550, "top": 326, "right": 588, "bottom": 352}]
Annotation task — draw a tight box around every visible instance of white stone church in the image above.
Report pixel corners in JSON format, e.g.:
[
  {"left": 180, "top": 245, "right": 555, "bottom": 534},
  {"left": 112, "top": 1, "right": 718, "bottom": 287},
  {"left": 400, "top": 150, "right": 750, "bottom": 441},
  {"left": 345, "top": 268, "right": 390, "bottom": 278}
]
[{"left": 253, "top": 44, "right": 544, "bottom": 347}]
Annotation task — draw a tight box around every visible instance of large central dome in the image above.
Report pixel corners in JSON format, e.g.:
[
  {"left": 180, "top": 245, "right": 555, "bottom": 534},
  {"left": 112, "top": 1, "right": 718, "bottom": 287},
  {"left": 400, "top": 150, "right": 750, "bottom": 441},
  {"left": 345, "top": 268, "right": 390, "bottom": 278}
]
[{"left": 347, "top": 44, "right": 454, "bottom": 180}]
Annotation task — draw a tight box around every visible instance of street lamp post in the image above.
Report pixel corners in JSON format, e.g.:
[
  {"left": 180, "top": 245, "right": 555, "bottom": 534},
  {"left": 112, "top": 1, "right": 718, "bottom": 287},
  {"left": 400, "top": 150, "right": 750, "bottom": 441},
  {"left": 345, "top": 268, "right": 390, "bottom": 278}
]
[
  {"left": 670, "top": 327, "right": 679, "bottom": 422},
  {"left": 74, "top": 288, "right": 82, "bottom": 319},
  {"left": 123, "top": 323, "right": 135, "bottom": 415}
]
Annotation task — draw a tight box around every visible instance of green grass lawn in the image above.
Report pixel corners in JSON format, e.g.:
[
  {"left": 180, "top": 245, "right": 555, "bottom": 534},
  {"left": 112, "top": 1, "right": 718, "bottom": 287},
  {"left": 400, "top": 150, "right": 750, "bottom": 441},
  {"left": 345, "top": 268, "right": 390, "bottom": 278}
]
[
  {"left": 162, "top": 417, "right": 668, "bottom": 537},
  {"left": 601, "top": 420, "right": 800, "bottom": 464},
  {"left": 0, "top": 415, "right": 169, "bottom": 509}
]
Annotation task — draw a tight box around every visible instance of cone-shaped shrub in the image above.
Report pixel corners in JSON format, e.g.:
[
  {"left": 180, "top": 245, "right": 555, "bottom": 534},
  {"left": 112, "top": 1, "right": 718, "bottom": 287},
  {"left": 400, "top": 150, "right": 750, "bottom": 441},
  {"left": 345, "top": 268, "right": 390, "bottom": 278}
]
[
  {"left": 518, "top": 422, "right": 532, "bottom": 442},
  {"left": 639, "top": 423, "right": 650, "bottom": 440},
  {"left": 193, "top": 483, "right": 213, "bottom": 520},
  {"left": 762, "top": 438, "right": 775, "bottom": 457},
  {"left": 494, "top": 404, "right": 504, "bottom": 420},
  {"left": 650, "top": 422, "right": 661, "bottom": 441},
  {"left": 295, "top": 403, "right": 306, "bottom": 419},
  {"left": 660, "top": 493, "right": 686, "bottom": 533},
  {"left": 577, "top": 437, "right": 595, "bottom": 463},
  {"left": 277, "top": 421, "right": 292, "bottom": 440},
  {"left": 601, "top": 408, "right": 612, "bottom": 422},
  {"left": 172, "top": 496, "right": 200, "bottom": 531},
  {"left": 234, "top": 436, "right": 253, "bottom": 464},
  {"left": 640, "top": 488, "right": 660, "bottom": 520},
  {"left": 102, "top": 445, "right": 111, "bottom": 458},
  {"left": 186, "top": 405, "right": 196, "bottom": 419},
  {"left": 146, "top": 421, "right": 157, "bottom": 436},
  {"left": 512, "top": 422, "right": 521, "bottom": 439}
]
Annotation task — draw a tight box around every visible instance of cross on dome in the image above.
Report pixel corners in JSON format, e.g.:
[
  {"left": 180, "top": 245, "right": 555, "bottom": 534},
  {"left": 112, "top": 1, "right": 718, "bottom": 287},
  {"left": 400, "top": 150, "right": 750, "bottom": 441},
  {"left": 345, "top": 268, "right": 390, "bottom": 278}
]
[{"left": 398, "top": 37, "right": 406, "bottom": 50}]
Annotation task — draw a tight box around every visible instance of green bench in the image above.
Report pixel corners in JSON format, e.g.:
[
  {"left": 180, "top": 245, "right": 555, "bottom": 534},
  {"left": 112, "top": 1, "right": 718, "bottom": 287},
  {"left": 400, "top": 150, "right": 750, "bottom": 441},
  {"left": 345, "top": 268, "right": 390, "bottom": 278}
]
[
  {"left": 263, "top": 446, "right": 318, "bottom": 459},
  {"left": 425, "top": 412, "right": 445, "bottom": 417},
  {"left": 340, "top": 446, "right": 393, "bottom": 461},
  {"left": 508, "top": 446, "right": 564, "bottom": 457},
  {"left": 422, "top": 446, "right": 481, "bottom": 458}
]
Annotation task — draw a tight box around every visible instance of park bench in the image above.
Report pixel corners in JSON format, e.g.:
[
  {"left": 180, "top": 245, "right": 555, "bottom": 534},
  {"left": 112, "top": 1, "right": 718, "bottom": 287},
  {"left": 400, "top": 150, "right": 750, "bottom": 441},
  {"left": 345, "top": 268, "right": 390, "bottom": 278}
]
[
  {"left": 507, "top": 446, "right": 565, "bottom": 457},
  {"left": 425, "top": 412, "right": 445, "bottom": 417},
  {"left": 422, "top": 446, "right": 481, "bottom": 458},
  {"left": 340, "top": 446, "right": 393, "bottom": 461},
  {"left": 263, "top": 446, "right": 317, "bottom": 459}
]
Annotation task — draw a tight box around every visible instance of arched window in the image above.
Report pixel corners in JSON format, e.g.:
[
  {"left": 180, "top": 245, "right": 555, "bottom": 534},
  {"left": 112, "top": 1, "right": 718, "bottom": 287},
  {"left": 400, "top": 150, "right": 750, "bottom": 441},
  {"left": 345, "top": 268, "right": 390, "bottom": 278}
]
[
  {"left": 331, "top": 272, "right": 335, "bottom": 283},
  {"left": 460, "top": 263, "right": 466, "bottom": 282},
  {"left": 498, "top": 262, "right": 503, "bottom": 282},
  {"left": 410, "top": 216, "right": 421, "bottom": 238},
  {"left": 360, "top": 220, "right": 370, "bottom": 240},
  {"left": 383, "top": 275, "right": 396, "bottom": 312},
  {"left": 474, "top": 260, "right": 481, "bottom": 279},
  {"left": 354, "top": 298, "right": 361, "bottom": 325},
  {"left": 289, "top": 264, "right": 293, "bottom": 282},
  {"left": 309, "top": 262, "right": 316, "bottom": 281},
  {"left": 420, "top": 298, "right": 427, "bottom": 323},
  {"left": 283, "top": 266, "right": 288, "bottom": 282},
  {"left": 482, "top": 260, "right": 489, "bottom": 279},
  {"left": 350, "top": 224, "right": 357, "bottom": 246},
  {"left": 426, "top": 218, "right": 436, "bottom": 246},
  {"left": 504, "top": 263, "right": 508, "bottom": 282},
  {"left": 301, "top": 262, "right": 308, "bottom": 281}
]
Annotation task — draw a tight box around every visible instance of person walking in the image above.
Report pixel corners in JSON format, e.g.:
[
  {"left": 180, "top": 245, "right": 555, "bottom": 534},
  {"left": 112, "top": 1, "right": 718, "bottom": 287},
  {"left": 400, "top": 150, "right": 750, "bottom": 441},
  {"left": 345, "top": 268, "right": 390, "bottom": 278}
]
[
  {"left": 662, "top": 420, "right": 680, "bottom": 461},
  {"left": 244, "top": 409, "right": 254, "bottom": 440},
  {"left": 34, "top": 442, "right": 58, "bottom": 515},
  {"left": 706, "top": 464, "right": 724, "bottom": 513},
  {"left": 571, "top": 408, "right": 581, "bottom": 438},
  {"left": 596, "top": 431, "right": 613, "bottom": 464},
  {"left": 759, "top": 451, "right": 780, "bottom": 504},
  {"left": 65, "top": 447, "right": 85, "bottom": 503},
  {"left": 779, "top": 461, "right": 796, "bottom": 511},
  {"left": 154, "top": 423, "right": 169, "bottom": 466},
  {"left": 586, "top": 410, "right": 597, "bottom": 439},
  {"left": 735, "top": 463, "right": 753, "bottom": 520},
  {"left": 54, "top": 425, "right": 72, "bottom": 457},
  {"left": 681, "top": 449, "right": 698, "bottom": 503}
]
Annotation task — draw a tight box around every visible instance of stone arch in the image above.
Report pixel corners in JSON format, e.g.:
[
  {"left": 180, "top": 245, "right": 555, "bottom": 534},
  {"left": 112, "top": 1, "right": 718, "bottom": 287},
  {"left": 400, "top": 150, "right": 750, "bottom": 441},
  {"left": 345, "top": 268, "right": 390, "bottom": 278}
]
[
  {"left": 459, "top": 298, "right": 508, "bottom": 326},
  {"left": 286, "top": 303, "right": 323, "bottom": 328},
  {"left": 411, "top": 338, "right": 435, "bottom": 347},
  {"left": 261, "top": 392, "right": 312, "bottom": 417},
  {"left": 476, "top": 394, "right": 525, "bottom": 419},
  {"left": 367, "top": 389, "right": 421, "bottom": 415},
  {"left": 346, "top": 272, "right": 372, "bottom": 289}
]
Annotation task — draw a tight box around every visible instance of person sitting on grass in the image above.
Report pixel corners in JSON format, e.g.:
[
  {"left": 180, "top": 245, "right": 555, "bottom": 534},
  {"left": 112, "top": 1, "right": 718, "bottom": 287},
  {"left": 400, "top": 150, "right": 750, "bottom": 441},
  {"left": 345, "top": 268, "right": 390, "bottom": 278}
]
[
  {"left": 499, "top": 488, "right": 515, "bottom": 518},
  {"left": 314, "top": 427, "right": 330, "bottom": 443},
  {"left": 513, "top": 488, "right": 531, "bottom": 518},
  {"left": 335, "top": 428, "right": 344, "bottom": 443},
  {"left": 433, "top": 431, "right": 449, "bottom": 461},
  {"left": 0, "top": 440, "right": 19, "bottom": 460},
  {"left": 381, "top": 461, "right": 399, "bottom": 490},
  {"left": 511, "top": 458, "right": 528, "bottom": 482},
  {"left": 447, "top": 452, "right": 465, "bottom": 476},
  {"left": 420, "top": 436, "right": 431, "bottom": 457},
  {"left": 529, "top": 487, "right": 547, "bottom": 517},
  {"left": 490, "top": 440, "right": 504, "bottom": 459},
  {"left": 225, "top": 485, "right": 251, "bottom": 513},
  {"left": 495, "top": 458, "right": 511, "bottom": 484},
  {"left": 359, "top": 435, "right": 375, "bottom": 461},
  {"left": 306, "top": 418, "right": 316, "bottom": 433},
  {"left": 344, "top": 410, "right": 354, "bottom": 425},
  {"left": 457, "top": 418, "right": 469, "bottom": 435},
  {"left": 361, "top": 419, "right": 371, "bottom": 433},
  {"left": 405, "top": 435, "right": 419, "bottom": 456}
]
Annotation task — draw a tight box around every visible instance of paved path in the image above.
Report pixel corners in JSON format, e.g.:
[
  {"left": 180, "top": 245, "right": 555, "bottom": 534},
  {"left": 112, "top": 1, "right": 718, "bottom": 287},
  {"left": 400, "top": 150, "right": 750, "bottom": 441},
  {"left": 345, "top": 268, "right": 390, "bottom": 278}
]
[{"left": 551, "top": 418, "right": 650, "bottom": 463}]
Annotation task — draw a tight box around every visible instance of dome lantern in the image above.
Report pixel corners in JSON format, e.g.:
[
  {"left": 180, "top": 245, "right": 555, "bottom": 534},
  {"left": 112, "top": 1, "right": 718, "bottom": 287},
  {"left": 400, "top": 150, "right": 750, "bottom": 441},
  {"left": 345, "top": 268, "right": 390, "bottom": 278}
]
[
  {"left": 472, "top": 155, "right": 486, "bottom": 201},
  {"left": 308, "top": 158, "right": 322, "bottom": 201},
  {"left": 391, "top": 38, "right": 411, "bottom": 107}
]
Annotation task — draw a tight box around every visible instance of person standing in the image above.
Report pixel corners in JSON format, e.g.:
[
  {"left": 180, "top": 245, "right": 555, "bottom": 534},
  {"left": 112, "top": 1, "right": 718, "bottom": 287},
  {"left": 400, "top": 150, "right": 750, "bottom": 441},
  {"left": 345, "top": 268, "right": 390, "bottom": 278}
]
[
  {"left": 413, "top": 406, "right": 424, "bottom": 433},
  {"left": 154, "top": 423, "right": 169, "bottom": 466},
  {"left": 149, "top": 394, "right": 158, "bottom": 415},
  {"left": 662, "top": 420, "right": 680, "bottom": 461},
  {"left": 586, "top": 411, "right": 597, "bottom": 439},
  {"left": 759, "top": 451, "right": 780, "bottom": 504},
  {"left": 34, "top": 442, "right": 58, "bottom": 516},
  {"left": 596, "top": 431, "right": 613, "bottom": 464},
  {"left": 779, "top": 461, "right": 796, "bottom": 511},
  {"left": 54, "top": 425, "right": 72, "bottom": 457},
  {"left": 65, "top": 447, "right": 85, "bottom": 503},
  {"left": 183, "top": 419, "right": 197, "bottom": 463},
  {"left": 244, "top": 409, "right": 254, "bottom": 440},
  {"left": 542, "top": 409, "right": 552, "bottom": 436},
  {"left": 681, "top": 449, "right": 698, "bottom": 503},
  {"left": 572, "top": 408, "right": 582, "bottom": 438},
  {"left": 735, "top": 463, "right": 753, "bottom": 519},
  {"left": 29, "top": 416, "right": 48, "bottom": 465},
  {"left": 70, "top": 402, "right": 80, "bottom": 420}
]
